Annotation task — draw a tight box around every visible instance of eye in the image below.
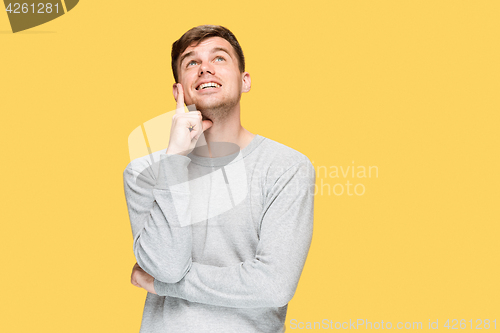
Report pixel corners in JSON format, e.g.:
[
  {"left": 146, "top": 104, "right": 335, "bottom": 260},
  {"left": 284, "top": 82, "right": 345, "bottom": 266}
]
[
  {"left": 187, "top": 60, "right": 197, "bottom": 67},
  {"left": 215, "top": 56, "right": 225, "bottom": 62}
]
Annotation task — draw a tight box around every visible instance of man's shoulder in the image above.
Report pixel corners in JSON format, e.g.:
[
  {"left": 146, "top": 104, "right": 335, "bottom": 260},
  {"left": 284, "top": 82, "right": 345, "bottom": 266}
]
[
  {"left": 123, "top": 149, "right": 167, "bottom": 185},
  {"left": 257, "top": 135, "right": 313, "bottom": 169}
]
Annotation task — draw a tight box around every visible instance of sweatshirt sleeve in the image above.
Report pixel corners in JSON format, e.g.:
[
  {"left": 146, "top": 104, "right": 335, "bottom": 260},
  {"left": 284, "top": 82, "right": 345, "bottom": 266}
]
[
  {"left": 153, "top": 159, "right": 315, "bottom": 308},
  {"left": 123, "top": 154, "right": 194, "bottom": 283}
]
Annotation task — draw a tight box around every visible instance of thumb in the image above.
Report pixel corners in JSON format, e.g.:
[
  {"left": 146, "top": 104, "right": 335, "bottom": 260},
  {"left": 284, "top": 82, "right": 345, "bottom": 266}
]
[
  {"left": 202, "top": 119, "right": 213, "bottom": 132},
  {"left": 194, "top": 120, "right": 213, "bottom": 140}
]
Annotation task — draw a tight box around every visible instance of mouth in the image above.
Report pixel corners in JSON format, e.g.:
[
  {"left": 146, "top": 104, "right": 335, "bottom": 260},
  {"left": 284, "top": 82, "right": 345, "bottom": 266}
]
[{"left": 196, "top": 82, "right": 222, "bottom": 91}]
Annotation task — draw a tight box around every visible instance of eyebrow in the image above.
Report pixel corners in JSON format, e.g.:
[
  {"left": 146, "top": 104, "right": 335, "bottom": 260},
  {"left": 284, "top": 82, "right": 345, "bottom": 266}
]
[{"left": 179, "top": 47, "right": 233, "bottom": 67}]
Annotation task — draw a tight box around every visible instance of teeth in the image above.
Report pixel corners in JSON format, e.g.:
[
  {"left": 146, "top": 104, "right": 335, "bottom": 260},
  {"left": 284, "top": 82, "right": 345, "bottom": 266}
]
[{"left": 197, "top": 82, "right": 221, "bottom": 90}]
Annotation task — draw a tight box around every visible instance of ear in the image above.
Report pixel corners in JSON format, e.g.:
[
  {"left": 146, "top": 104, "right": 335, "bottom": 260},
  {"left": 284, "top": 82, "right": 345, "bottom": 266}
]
[
  {"left": 173, "top": 83, "right": 179, "bottom": 100},
  {"left": 241, "top": 72, "right": 251, "bottom": 93}
]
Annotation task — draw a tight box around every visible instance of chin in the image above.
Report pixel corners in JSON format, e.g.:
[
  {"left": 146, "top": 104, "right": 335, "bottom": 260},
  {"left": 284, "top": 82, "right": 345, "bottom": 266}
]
[
  {"left": 191, "top": 93, "right": 240, "bottom": 120},
  {"left": 199, "top": 102, "right": 237, "bottom": 123},
  {"left": 195, "top": 95, "right": 224, "bottom": 108}
]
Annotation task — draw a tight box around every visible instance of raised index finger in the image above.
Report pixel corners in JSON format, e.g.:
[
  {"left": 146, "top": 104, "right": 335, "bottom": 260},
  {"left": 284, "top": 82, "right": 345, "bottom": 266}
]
[{"left": 175, "top": 83, "right": 185, "bottom": 114}]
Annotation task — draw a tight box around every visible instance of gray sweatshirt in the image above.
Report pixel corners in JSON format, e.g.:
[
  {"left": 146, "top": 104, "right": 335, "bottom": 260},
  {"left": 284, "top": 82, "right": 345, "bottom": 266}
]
[{"left": 123, "top": 134, "right": 315, "bottom": 333}]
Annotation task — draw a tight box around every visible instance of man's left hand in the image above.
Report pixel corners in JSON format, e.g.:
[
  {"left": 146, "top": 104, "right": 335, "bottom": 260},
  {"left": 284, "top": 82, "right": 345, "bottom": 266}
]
[{"left": 131, "top": 262, "right": 157, "bottom": 294}]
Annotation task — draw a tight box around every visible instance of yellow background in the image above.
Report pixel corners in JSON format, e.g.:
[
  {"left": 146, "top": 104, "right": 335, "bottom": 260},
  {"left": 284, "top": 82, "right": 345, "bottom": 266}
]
[{"left": 1, "top": 1, "right": 498, "bottom": 331}]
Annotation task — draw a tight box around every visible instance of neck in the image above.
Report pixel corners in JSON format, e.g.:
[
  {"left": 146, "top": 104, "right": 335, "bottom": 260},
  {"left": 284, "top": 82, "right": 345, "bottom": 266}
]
[{"left": 194, "top": 104, "right": 255, "bottom": 157}]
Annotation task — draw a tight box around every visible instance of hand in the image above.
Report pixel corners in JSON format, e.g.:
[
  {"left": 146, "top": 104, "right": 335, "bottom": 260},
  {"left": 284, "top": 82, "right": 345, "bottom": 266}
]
[
  {"left": 131, "top": 263, "right": 157, "bottom": 294},
  {"left": 166, "top": 83, "right": 213, "bottom": 156}
]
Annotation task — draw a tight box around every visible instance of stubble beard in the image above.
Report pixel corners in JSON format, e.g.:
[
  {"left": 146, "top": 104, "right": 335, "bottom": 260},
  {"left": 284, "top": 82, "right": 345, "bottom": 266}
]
[{"left": 197, "top": 93, "right": 241, "bottom": 123}]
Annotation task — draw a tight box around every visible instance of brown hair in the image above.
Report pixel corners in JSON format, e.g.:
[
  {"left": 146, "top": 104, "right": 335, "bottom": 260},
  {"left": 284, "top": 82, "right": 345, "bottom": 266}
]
[{"left": 171, "top": 25, "right": 245, "bottom": 83}]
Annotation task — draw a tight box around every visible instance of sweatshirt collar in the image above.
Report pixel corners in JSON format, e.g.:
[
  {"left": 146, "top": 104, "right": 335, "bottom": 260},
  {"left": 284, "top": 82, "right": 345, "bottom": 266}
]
[{"left": 187, "top": 134, "right": 265, "bottom": 167}]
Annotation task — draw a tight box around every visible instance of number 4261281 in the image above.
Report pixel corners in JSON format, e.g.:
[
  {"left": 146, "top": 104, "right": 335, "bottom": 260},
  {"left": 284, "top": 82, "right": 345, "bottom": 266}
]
[
  {"left": 444, "top": 319, "right": 496, "bottom": 329},
  {"left": 6, "top": 3, "right": 59, "bottom": 14}
]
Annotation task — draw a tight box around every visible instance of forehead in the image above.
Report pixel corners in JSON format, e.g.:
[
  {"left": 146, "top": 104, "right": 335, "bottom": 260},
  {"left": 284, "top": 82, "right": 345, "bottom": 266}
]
[{"left": 181, "top": 37, "right": 236, "bottom": 58}]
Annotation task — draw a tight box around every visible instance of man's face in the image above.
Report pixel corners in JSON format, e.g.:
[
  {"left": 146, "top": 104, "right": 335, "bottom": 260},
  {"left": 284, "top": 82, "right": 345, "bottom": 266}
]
[{"left": 175, "top": 37, "right": 250, "bottom": 121}]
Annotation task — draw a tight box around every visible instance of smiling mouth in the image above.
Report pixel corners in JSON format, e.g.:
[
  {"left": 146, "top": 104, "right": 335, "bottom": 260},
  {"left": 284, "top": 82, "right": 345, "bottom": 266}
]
[{"left": 196, "top": 82, "right": 222, "bottom": 90}]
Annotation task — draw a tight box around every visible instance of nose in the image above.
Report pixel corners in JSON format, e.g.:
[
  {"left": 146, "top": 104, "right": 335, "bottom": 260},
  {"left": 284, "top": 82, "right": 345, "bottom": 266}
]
[{"left": 199, "top": 61, "right": 215, "bottom": 76}]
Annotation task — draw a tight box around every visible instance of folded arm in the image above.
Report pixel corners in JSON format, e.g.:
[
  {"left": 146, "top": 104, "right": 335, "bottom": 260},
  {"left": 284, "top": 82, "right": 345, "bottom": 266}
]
[
  {"left": 123, "top": 154, "right": 194, "bottom": 283},
  {"left": 153, "top": 159, "right": 316, "bottom": 308}
]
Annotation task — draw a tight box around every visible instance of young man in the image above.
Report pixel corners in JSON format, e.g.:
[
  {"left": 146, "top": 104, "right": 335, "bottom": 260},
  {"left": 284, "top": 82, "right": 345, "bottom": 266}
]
[{"left": 123, "top": 25, "right": 315, "bottom": 333}]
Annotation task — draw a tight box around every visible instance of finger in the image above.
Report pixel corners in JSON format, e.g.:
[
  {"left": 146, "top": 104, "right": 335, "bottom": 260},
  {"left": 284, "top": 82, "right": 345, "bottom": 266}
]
[
  {"left": 189, "top": 116, "right": 203, "bottom": 139},
  {"left": 131, "top": 275, "right": 139, "bottom": 286},
  {"left": 202, "top": 119, "right": 213, "bottom": 132},
  {"left": 192, "top": 119, "right": 213, "bottom": 140},
  {"left": 175, "top": 83, "right": 185, "bottom": 114},
  {"left": 173, "top": 114, "right": 201, "bottom": 133},
  {"left": 182, "top": 112, "right": 202, "bottom": 135}
]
